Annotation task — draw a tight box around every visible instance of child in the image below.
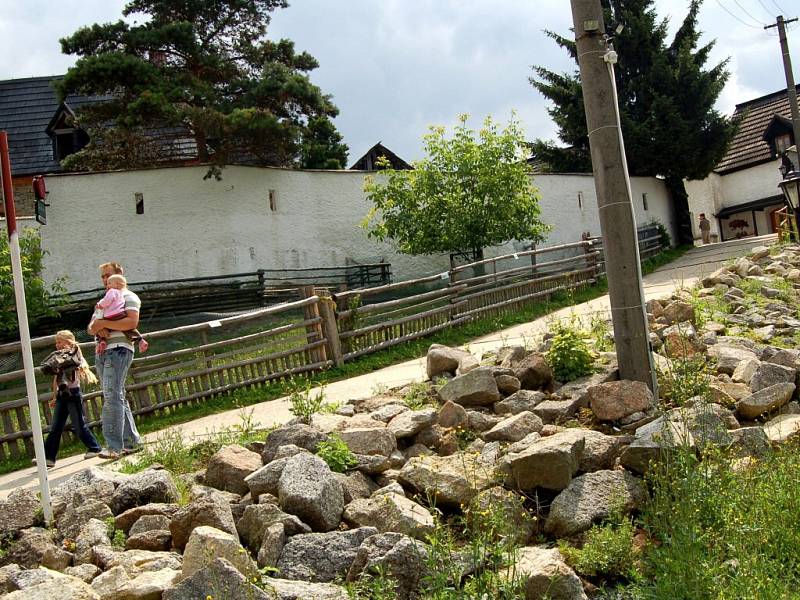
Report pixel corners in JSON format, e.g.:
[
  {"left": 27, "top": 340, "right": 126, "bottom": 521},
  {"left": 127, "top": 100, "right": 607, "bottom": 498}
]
[
  {"left": 35, "top": 330, "right": 102, "bottom": 467},
  {"left": 93, "top": 274, "right": 148, "bottom": 353}
]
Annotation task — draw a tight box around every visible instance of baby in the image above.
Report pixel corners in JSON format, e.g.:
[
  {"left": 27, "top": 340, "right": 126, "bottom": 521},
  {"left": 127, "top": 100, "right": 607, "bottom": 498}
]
[{"left": 93, "top": 274, "right": 148, "bottom": 354}]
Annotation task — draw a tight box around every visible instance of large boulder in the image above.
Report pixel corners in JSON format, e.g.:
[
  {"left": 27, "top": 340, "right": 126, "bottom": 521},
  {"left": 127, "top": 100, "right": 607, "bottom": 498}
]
[
  {"left": 494, "top": 390, "right": 547, "bottom": 415},
  {"left": 509, "top": 546, "right": 587, "bottom": 600},
  {"left": 438, "top": 367, "right": 501, "bottom": 407},
  {"left": 427, "top": 344, "right": 472, "bottom": 379},
  {"left": 749, "top": 362, "right": 796, "bottom": 392},
  {"left": 114, "top": 504, "right": 179, "bottom": 534},
  {"left": 276, "top": 527, "right": 378, "bottom": 583},
  {"left": 109, "top": 469, "right": 179, "bottom": 515},
  {"left": 544, "top": 470, "right": 646, "bottom": 537},
  {"left": 499, "top": 430, "right": 585, "bottom": 492},
  {"left": 513, "top": 354, "right": 554, "bottom": 391},
  {"left": 182, "top": 525, "right": 257, "bottom": 581},
  {"left": 343, "top": 492, "right": 435, "bottom": 540},
  {"left": 708, "top": 344, "right": 759, "bottom": 375},
  {"left": 245, "top": 458, "right": 288, "bottom": 501},
  {"left": 3, "top": 568, "right": 100, "bottom": 600},
  {"left": 163, "top": 558, "right": 276, "bottom": 600},
  {"left": 339, "top": 427, "right": 397, "bottom": 457},
  {"left": 236, "top": 503, "right": 310, "bottom": 553},
  {"left": 0, "top": 489, "right": 40, "bottom": 539},
  {"left": 261, "top": 424, "right": 329, "bottom": 463},
  {"left": 588, "top": 380, "right": 654, "bottom": 422},
  {"left": 346, "top": 532, "right": 428, "bottom": 600},
  {"left": 387, "top": 408, "right": 438, "bottom": 439},
  {"left": 398, "top": 452, "right": 497, "bottom": 507},
  {"left": 278, "top": 453, "right": 344, "bottom": 532},
  {"left": 57, "top": 499, "right": 114, "bottom": 541},
  {"left": 268, "top": 579, "right": 349, "bottom": 600},
  {"left": 736, "top": 383, "right": 796, "bottom": 420},
  {"left": 204, "top": 444, "right": 262, "bottom": 495},
  {"left": 482, "top": 411, "right": 543, "bottom": 442},
  {"left": 169, "top": 494, "right": 238, "bottom": 550}
]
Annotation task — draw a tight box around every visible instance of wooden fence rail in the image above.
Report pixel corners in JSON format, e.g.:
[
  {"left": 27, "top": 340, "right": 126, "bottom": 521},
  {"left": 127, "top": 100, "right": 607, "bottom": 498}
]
[{"left": 0, "top": 229, "right": 665, "bottom": 459}]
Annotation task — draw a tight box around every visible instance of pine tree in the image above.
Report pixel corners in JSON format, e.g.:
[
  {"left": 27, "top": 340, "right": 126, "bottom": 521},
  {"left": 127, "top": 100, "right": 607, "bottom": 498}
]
[
  {"left": 530, "top": 0, "right": 736, "bottom": 243},
  {"left": 58, "top": 0, "right": 346, "bottom": 176}
]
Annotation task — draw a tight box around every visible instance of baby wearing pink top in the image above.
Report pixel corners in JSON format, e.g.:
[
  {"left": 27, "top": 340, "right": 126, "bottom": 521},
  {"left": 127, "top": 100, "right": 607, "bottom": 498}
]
[
  {"left": 97, "top": 287, "right": 127, "bottom": 320},
  {"left": 93, "top": 274, "right": 149, "bottom": 354}
]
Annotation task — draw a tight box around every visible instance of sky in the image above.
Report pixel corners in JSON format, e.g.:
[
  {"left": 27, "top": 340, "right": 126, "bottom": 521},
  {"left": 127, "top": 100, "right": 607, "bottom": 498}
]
[{"left": 0, "top": 0, "right": 798, "bottom": 165}]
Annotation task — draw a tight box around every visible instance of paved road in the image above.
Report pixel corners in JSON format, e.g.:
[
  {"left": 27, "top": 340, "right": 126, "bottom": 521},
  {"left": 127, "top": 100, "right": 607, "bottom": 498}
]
[{"left": 0, "top": 234, "right": 776, "bottom": 499}]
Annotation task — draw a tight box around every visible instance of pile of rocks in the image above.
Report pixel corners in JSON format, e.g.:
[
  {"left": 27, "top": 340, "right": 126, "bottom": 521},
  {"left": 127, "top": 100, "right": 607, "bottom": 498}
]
[{"left": 1, "top": 244, "right": 799, "bottom": 599}]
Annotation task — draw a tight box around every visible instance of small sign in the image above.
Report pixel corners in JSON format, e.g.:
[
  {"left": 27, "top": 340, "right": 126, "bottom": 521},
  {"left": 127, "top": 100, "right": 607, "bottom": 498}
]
[
  {"left": 208, "top": 320, "right": 222, "bottom": 328},
  {"left": 440, "top": 272, "right": 449, "bottom": 280}
]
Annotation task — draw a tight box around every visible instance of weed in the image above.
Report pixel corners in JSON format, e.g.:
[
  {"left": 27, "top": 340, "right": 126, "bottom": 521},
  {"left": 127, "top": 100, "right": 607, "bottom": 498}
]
[
  {"left": 402, "top": 381, "right": 436, "bottom": 410},
  {"left": 316, "top": 433, "right": 358, "bottom": 473},
  {"left": 104, "top": 516, "right": 126, "bottom": 549},
  {"left": 559, "top": 518, "right": 640, "bottom": 582},
  {"left": 287, "top": 377, "right": 325, "bottom": 423},
  {"left": 546, "top": 317, "right": 595, "bottom": 382},
  {"left": 345, "top": 564, "right": 398, "bottom": 599},
  {"left": 589, "top": 313, "right": 614, "bottom": 351},
  {"left": 319, "top": 400, "right": 343, "bottom": 414},
  {"left": 656, "top": 354, "right": 710, "bottom": 407}
]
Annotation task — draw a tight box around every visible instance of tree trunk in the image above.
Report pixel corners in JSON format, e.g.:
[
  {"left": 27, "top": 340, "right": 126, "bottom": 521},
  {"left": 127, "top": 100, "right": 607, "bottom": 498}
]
[{"left": 665, "top": 175, "right": 693, "bottom": 246}]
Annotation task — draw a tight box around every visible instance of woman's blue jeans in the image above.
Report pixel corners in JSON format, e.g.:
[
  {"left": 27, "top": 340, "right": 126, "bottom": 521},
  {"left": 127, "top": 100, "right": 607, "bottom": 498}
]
[{"left": 96, "top": 347, "right": 141, "bottom": 452}]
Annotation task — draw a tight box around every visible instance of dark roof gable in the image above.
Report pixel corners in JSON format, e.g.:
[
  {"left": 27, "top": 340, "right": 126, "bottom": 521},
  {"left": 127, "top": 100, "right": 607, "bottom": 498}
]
[
  {"left": 350, "top": 142, "right": 412, "bottom": 171},
  {"left": 715, "top": 84, "right": 798, "bottom": 174}
]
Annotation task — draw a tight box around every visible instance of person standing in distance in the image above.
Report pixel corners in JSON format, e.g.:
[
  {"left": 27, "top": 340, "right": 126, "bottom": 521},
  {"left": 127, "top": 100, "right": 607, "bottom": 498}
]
[{"left": 698, "top": 213, "right": 711, "bottom": 245}]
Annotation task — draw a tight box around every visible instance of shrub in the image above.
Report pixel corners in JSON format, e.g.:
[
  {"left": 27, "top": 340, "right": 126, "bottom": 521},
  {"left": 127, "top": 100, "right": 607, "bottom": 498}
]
[
  {"left": 287, "top": 377, "right": 325, "bottom": 422},
  {"left": 546, "top": 318, "right": 595, "bottom": 382},
  {"left": 559, "top": 518, "right": 639, "bottom": 581},
  {"left": 316, "top": 433, "right": 357, "bottom": 473},
  {"left": 402, "top": 381, "right": 437, "bottom": 410},
  {"left": 656, "top": 355, "right": 710, "bottom": 407}
]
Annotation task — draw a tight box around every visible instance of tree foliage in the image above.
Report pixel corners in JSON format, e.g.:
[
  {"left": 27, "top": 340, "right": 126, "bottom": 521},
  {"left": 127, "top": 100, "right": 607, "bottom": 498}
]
[
  {"left": 362, "top": 114, "right": 549, "bottom": 258},
  {"left": 299, "top": 116, "right": 349, "bottom": 170},
  {"left": 530, "top": 0, "right": 735, "bottom": 182},
  {"left": 58, "top": 0, "right": 347, "bottom": 176},
  {"left": 0, "top": 229, "right": 65, "bottom": 338}
]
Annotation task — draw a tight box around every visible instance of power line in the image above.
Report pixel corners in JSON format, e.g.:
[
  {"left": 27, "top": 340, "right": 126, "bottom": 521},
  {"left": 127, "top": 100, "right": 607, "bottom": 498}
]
[
  {"left": 756, "top": 0, "right": 776, "bottom": 19},
  {"left": 769, "top": 0, "right": 787, "bottom": 16},
  {"left": 732, "top": 0, "right": 769, "bottom": 26},
  {"left": 714, "top": 0, "right": 763, "bottom": 28}
]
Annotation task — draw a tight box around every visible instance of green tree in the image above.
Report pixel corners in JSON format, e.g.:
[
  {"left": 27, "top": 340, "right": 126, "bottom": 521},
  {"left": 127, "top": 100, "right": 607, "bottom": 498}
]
[
  {"left": 362, "top": 114, "right": 549, "bottom": 264},
  {"left": 299, "top": 116, "right": 349, "bottom": 169},
  {"left": 0, "top": 229, "right": 65, "bottom": 338},
  {"left": 58, "top": 0, "right": 345, "bottom": 177},
  {"left": 530, "top": 0, "right": 736, "bottom": 244}
]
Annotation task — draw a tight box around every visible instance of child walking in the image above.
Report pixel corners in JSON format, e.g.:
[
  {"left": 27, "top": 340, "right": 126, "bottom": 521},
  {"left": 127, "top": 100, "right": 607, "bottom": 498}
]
[
  {"left": 35, "top": 330, "right": 102, "bottom": 467},
  {"left": 92, "top": 274, "right": 148, "bottom": 353}
]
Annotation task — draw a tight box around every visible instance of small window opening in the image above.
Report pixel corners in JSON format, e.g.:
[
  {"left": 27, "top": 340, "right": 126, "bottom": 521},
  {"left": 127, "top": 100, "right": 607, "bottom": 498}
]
[
  {"left": 269, "top": 189, "right": 277, "bottom": 212},
  {"left": 642, "top": 192, "right": 649, "bottom": 211},
  {"left": 135, "top": 192, "right": 144, "bottom": 215}
]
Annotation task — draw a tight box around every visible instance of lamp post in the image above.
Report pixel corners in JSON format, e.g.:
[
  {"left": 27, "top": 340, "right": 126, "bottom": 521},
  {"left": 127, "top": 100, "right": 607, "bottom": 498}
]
[{"left": 779, "top": 146, "right": 800, "bottom": 241}]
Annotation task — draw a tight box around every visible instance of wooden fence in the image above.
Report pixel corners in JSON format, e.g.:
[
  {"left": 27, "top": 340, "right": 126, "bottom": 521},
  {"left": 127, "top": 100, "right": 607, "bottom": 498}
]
[{"left": 0, "top": 229, "right": 664, "bottom": 459}]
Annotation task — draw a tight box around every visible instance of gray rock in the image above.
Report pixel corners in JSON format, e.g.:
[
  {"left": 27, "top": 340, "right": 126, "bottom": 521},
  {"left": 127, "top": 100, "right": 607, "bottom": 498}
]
[
  {"left": 468, "top": 486, "right": 535, "bottom": 544},
  {"left": 439, "top": 367, "right": 501, "bottom": 407},
  {"left": 727, "top": 426, "right": 771, "bottom": 457},
  {"left": 182, "top": 525, "right": 257, "bottom": 581},
  {"left": 620, "top": 420, "right": 694, "bottom": 474},
  {"left": 125, "top": 529, "right": 172, "bottom": 552},
  {"left": 74, "top": 518, "right": 110, "bottom": 565},
  {"left": 466, "top": 410, "right": 503, "bottom": 432},
  {"left": 236, "top": 503, "right": 310, "bottom": 552},
  {"left": 398, "top": 452, "right": 497, "bottom": 507},
  {"left": 482, "top": 411, "right": 543, "bottom": 442},
  {"left": 387, "top": 408, "right": 438, "bottom": 438},
  {"left": 114, "top": 504, "right": 179, "bottom": 534},
  {"left": 493, "top": 390, "right": 546, "bottom": 415},
  {"left": 588, "top": 380, "right": 654, "bottom": 422},
  {"left": 2, "top": 528, "right": 58, "bottom": 569},
  {"left": 761, "top": 347, "right": 800, "bottom": 368},
  {"left": 129, "top": 514, "right": 171, "bottom": 538},
  {"left": 749, "top": 362, "right": 796, "bottom": 392},
  {"left": 336, "top": 471, "right": 379, "bottom": 503},
  {"left": 343, "top": 492, "right": 434, "bottom": 540},
  {"left": 169, "top": 494, "right": 239, "bottom": 550},
  {"left": 269, "top": 578, "right": 349, "bottom": 600},
  {"left": 426, "top": 343, "right": 467, "bottom": 379},
  {"left": 763, "top": 413, "right": 800, "bottom": 443},
  {"left": 532, "top": 397, "right": 584, "bottom": 424},
  {"left": 64, "top": 564, "right": 101, "bottom": 583},
  {"left": 262, "top": 424, "right": 329, "bottom": 464},
  {"left": 102, "top": 548, "right": 183, "bottom": 575},
  {"left": 257, "top": 522, "right": 285, "bottom": 569},
  {"left": 513, "top": 353, "right": 554, "bottom": 391},
  {"left": 436, "top": 401, "right": 468, "bottom": 429},
  {"left": 369, "top": 404, "right": 409, "bottom": 423},
  {"left": 163, "top": 558, "right": 275, "bottom": 600},
  {"left": 544, "top": 470, "right": 646, "bottom": 537},
  {"left": 0, "top": 564, "right": 22, "bottom": 593},
  {"left": 278, "top": 453, "right": 344, "bottom": 532},
  {"left": 204, "top": 444, "right": 263, "bottom": 496},
  {"left": 708, "top": 344, "right": 759, "bottom": 375},
  {"left": 510, "top": 546, "right": 587, "bottom": 600},
  {"left": 499, "top": 430, "right": 585, "bottom": 492},
  {"left": 736, "top": 383, "right": 796, "bottom": 420},
  {"left": 245, "top": 458, "right": 288, "bottom": 501},
  {"left": 339, "top": 427, "right": 397, "bottom": 456},
  {"left": 109, "top": 469, "right": 179, "bottom": 515},
  {"left": 0, "top": 489, "right": 40, "bottom": 539},
  {"left": 579, "top": 430, "right": 631, "bottom": 472},
  {"left": 276, "top": 527, "right": 378, "bottom": 583},
  {"left": 662, "top": 300, "right": 695, "bottom": 324},
  {"left": 3, "top": 569, "right": 100, "bottom": 600},
  {"left": 495, "top": 374, "right": 522, "bottom": 395},
  {"left": 732, "top": 358, "right": 760, "bottom": 384},
  {"left": 346, "top": 532, "right": 428, "bottom": 600}
]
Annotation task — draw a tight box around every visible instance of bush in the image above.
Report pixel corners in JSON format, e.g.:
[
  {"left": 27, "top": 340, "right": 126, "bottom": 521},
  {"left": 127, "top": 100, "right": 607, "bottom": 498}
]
[
  {"left": 546, "top": 318, "right": 595, "bottom": 382},
  {"left": 287, "top": 378, "right": 325, "bottom": 422},
  {"left": 0, "top": 228, "right": 65, "bottom": 337},
  {"left": 316, "top": 434, "right": 357, "bottom": 473},
  {"left": 559, "top": 518, "right": 639, "bottom": 581}
]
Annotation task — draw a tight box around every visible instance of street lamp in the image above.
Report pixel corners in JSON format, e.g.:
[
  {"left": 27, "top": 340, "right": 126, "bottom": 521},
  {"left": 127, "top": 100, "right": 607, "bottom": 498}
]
[{"left": 778, "top": 145, "right": 800, "bottom": 241}]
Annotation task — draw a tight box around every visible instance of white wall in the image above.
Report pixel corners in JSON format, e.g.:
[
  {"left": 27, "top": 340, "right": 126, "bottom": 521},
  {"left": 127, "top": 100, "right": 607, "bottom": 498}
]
[{"left": 40, "top": 165, "right": 676, "bottom": 292}]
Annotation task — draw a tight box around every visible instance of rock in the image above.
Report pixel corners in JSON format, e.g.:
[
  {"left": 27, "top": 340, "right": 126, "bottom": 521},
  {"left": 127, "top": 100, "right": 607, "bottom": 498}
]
[
  {"left": 114, "top": 504, "right": 179, "bottom": 534},
  {"left": 531, "top": 398, "right": 583, "bottom": 424},
  {"left": 0, "top": 489, "right": 40, "bottom": 538},
  {"left": 736, "top": 383, "right": 796, "bottom": 420},
  {"left": 620, "top": 420, "right": 694, "bottom": 474},
  {"left": 102, "top": 548, "right": 182, "bottom": 575},
  {"left": 588, "top": 380, "right": 654, "bottom": 422},
  {"left": 2, "top": 528, "right": 58, "bottom": 569},
  {"left": 276, "top": 527, "right": 378, "bottom": 583},
  {"left": 456, "top": 353, "right": 480, "bottom": 375},
  {"left": 204, "top": 444, "right": 263, "bottom": 496},
  {"left": 236, "top": 503, "right": 310, "bottom": 552},
  {"left": 398, "top": 452, "right": 497, "bottom": 507},
  {"left": 182, "top": 525, "right": 257, "bottom": 581},
  {"left": 544, "top": 470, "right": 646, "bottom": 537},
  {"left": 761, "top": 347, "right": 800, "bottom": 368},
  {"left": 128, "top": 514, "right": 171, "bottom": 538},
  {"left": 750, "top": 245, "right": 770, "bottom": 260},
  {"left": 513, "top": 353, "right": 554, "bottom": 391},
  {"left": 245, "top": 458, "right": 288, "bottom": 501},
  {"left": 74, "top": 518, "right": 110, "bottom": 565},
  {"left": 352, "top": 453, "right": 393, "bottom": 475},
  {"left": 89, "top": 566, "right": 130, "bottom": 598},
  {"left": 708, "top": 344, "right": 759, "bottom": 375},
  {"left": 499, "top": 430, "right": 585, "bottom": 492},
  {"left": 169, "top": 494, "right": 239, "bottom": 550},
  {"left": 763, "top": 413, "right": 800, "bottom": 443},
  {"left": 3, "top": 569, "right": 100, "bottom": 599},
  {"left": 495, "top": 374, "right": 522, "bottom": 395},
  {"left": 109, "top": 469, "right": 179, "bottom": 515},
  {"left": 257, "top": 522, "right": 285, "bottom": 568},
  {"left": 278, "top": 453, "right": 344, "bottom": 532},
  {"left": 261, "top": 424, "right": 329, "bottom": 464},
  {"left": 494, "top": 390, "right": 546, "bottom": 415},
  {"left": 100, "top": 567, "right": 180, "bottom": 600},
  {"left": 40, "top": 542, "right": 73, "bottom": 571},
  {"left": 727, "top": 426, "right": 771, "bottom": 457},
  {"left": 662, "top": 300, "right": 695, "bottom": 324},
  {"left": 125, "top": 530, "right": 172, "bottom": 552},
  {"left": 163, "top": 558, "right": 275, "bottom": 600},
  {"left": 346, "top": 532, "right": 428, "bottom": 600},
  {"left": 0, "top": 564, "right": 22, "bottom": 593},
  {"left": 749, "top": 362, "right": 796, "bottom": 392},
  {"left": 466, "top": 411, "right": 503, "bottom": 432},
  {"left": 337, "top": 471, "right": 379, "bottom": 503},
  {"left": 709, "top": 381, "right": 751, "bottom": 406},
  {"left": 268, "top": 578, "right": 349, "bottom": 600},
  {"left": 468, "top": 487, "right": 535, "bottom": 543},
  {"left": 438, "top": 367, "right": 501, "bottom": 407},
  {"left": 343, "top": 492, "right": 434, "bottom": 540},
  {"left": 579, "top": 430, "right": 630, "bottom": 472},
  {"left": 510, "top": 546, "right": 587, "bottom": 600},
  {"left": 426, "top": 344, "right": 467, "bottom": 379},
  {"left": 437, "top": 401, "right": 468, "bottom": 429},
  {"left": 387, "top": 408, "right": 438, "bottom": 439},
  {"left": 339, "top": 427, "right": 397, "bottom": 456},
  {"left": 51, "top": 467, "right": 126, "bottom": 506},
  {"left": 57, "top": 499, "right": 114, "bottom": 541},
  {"left": 64, "top": 564, "right": 101, "bottom": 583},
  {"left": 482, "top": 411, "right": 543, "bottom": 442},
  {"left": 368, "top": 404, "right": 408, "bottom": 423}
]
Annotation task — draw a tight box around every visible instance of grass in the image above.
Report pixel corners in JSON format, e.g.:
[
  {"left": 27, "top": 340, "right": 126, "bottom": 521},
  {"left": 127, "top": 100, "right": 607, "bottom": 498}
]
[{"left": 0, "top": 245, "right": 688, "bottom": 476}]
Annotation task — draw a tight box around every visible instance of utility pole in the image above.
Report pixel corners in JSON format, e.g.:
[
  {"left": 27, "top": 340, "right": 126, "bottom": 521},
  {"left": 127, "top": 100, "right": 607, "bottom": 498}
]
[
  {"left": 569, "top": 0, "right": 657, "bottom": 391},
  {"left": 765, "top": 16, "right": 800, "bottom": 158}
]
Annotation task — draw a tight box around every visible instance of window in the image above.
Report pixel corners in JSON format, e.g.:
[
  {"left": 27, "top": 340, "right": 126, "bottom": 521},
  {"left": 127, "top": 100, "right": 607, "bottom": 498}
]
[
  {"left": 135, "top": 192, "right": 144, "bottom": 215},
  {"left": 52, "top": 128, "right": 89, "bottom": 161},
  {"left": 776, "top": 134, "right": 792, "bottom": 155},
  {"left": 578, "top": 191, "right": 583, "bottom": 210},
  {"left": 642, "top": 192, "right": 649, "bottom": 211},
  {"left": 269, "top": 189, "right": 277, "bottom": 212}
]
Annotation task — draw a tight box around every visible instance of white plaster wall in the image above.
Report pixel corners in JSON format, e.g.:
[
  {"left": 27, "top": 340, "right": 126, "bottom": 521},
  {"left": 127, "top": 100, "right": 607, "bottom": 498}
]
[
  {"left": 685, "top": 173, "right": 723, "bottom": 242},
  {"left": 718, "top": 161, "right": 784, "bottom": 208},
  {"left": 40, "top": 165, "right": 676, "bottom": 292}
]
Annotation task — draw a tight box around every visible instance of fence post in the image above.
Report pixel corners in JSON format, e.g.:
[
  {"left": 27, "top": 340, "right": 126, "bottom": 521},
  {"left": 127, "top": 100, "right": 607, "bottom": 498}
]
[
  {"left": 257, "top": 269, "right": 266, "bottom": 306},
  {"left": 298, "top": 286, "right": 327, "bottom": 365},
  {"left": 317, "top": 289, "right": 344, "bottom": 367}
]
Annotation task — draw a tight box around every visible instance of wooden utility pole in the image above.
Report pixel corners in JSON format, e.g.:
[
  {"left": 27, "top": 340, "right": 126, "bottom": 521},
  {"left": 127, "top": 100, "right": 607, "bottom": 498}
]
[
  {"left": 765, "top": 16, "right": 800, "bottom": 159},
  {"left": 569, "top": 0, "right": 656, "bottom": 391}
]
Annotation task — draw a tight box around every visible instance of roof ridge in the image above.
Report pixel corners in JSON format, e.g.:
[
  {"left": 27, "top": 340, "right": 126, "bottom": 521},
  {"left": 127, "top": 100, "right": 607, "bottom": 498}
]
[{"left": 734, "top": 83, "right": 800, "bottom": 111}]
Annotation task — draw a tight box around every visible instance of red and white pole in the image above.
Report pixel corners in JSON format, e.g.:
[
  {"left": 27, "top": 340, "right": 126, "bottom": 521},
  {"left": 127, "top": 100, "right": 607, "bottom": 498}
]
[{"left": 0, "top": 131, "right": 53, "bottom": 522}]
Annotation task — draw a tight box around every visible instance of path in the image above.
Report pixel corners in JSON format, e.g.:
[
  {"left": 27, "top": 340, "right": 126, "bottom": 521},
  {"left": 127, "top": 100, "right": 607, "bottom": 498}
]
[{"left": 0, "top": 234, "right": 775, "bottom": 499}]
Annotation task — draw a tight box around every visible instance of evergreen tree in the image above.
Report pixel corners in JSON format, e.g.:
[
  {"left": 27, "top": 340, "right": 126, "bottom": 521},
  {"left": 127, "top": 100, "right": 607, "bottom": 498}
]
[
  {"left": 58, "top": 0, "right": 345, "bottom": 176},
  {"left": 299, "top": 116, "right": 349, "bottom": 169},
  {"left": 530, "top": 0, "right": 736, "bottom": 243}
]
